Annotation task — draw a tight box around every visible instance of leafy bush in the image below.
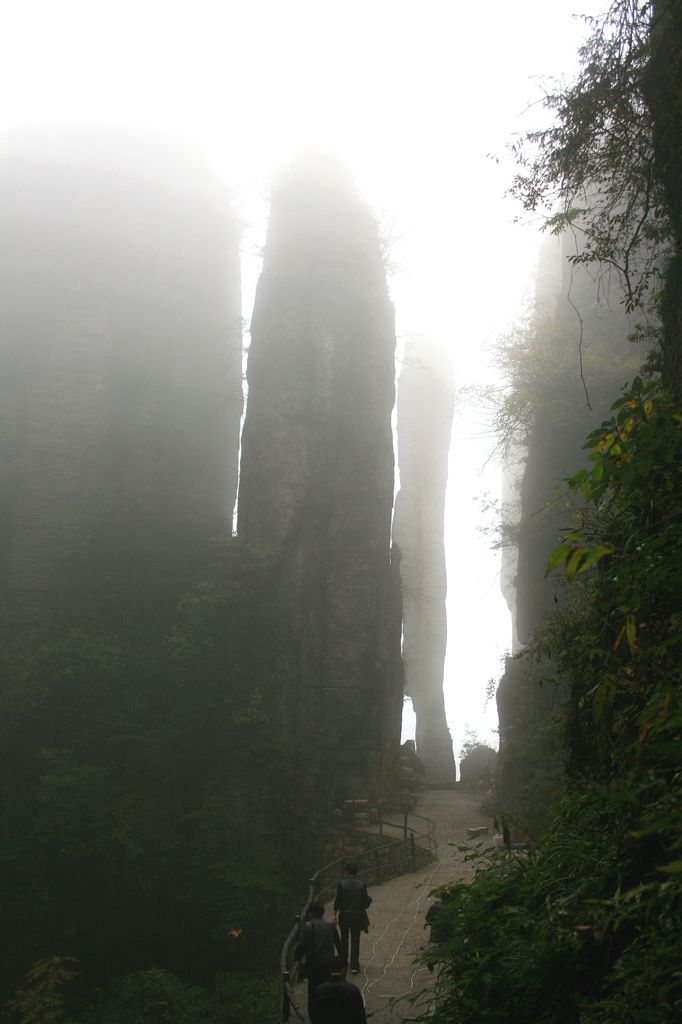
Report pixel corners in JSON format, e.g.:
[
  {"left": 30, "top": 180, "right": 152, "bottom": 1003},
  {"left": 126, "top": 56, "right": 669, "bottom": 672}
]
[
  {"left": 6, "top": 957, "right": 79, "bottom": 1024},
  {"left": 423, "top": 773, "right": 682, "bottom": 1023},
  {"left": 74, "top": 969, "right": 213, "bottom": 1024},
  {"left": 212, "top": 972, "right": 280, "bottom": 1024}
]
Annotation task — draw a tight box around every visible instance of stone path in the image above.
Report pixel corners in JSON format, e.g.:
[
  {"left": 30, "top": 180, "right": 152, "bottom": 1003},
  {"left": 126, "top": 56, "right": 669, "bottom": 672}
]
[{"left": 291, "top": 786, "right": 491, "bottom": 1023}]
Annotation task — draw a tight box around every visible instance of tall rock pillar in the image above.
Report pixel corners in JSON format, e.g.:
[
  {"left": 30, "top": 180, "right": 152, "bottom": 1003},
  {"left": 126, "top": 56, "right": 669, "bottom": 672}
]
[
  {"left": 238, "top": 155, "right": 401, "bottom": 811},
  {"left": 392, "top": 337, "right": 456, "bottom": 785},
  {"left": 0, "top": 130, "right": 242, "bottom": 636}
]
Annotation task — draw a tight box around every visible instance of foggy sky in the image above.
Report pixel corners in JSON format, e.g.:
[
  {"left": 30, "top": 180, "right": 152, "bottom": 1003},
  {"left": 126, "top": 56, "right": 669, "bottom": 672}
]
[{"left": 1, "top": 0, "right": 601, "bottom": 755}]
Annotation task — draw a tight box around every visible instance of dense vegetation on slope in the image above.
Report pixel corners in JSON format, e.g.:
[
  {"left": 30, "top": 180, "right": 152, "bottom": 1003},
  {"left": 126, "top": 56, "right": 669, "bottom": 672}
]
[
  {"left": 425, "top": 377, "right": 682, "bottom": 1023},
  {"left": 424, "top": 3, "right": 682, "bottom": 1021},
  {"left": 0, "top": 540, "right": 291, "bottom": 1023}
]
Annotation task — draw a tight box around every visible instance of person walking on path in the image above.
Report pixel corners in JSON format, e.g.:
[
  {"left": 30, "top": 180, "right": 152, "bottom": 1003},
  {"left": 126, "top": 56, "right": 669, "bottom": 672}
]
[
  {"left": 333, "top": 862, "right": 372, "bottom": 974},
  {"left": 314, "top": 956, "right": 367, "bottom": 1024},
  {"left": 294, "top": 901, "right": 341, "bottom": 1023}
]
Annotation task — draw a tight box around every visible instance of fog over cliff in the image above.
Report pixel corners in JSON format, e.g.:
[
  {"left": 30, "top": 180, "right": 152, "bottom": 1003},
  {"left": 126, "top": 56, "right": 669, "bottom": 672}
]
[
  {"left": 0, "top": 130, "right": 242, "bottom": 635},
  {"left": 0, "top": 0, "right": 603, "bottom": 758}
]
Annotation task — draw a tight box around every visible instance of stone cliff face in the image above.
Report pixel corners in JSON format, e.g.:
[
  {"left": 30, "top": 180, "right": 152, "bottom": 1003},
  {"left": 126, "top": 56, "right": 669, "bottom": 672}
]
[
  {"left": 238, "top": 156, "right": 402, "bottom": 810},
  {"left": 392, "top": 337, "right": 456, "bottom": 785},
  {"left": 0, "top": 131, "right": 242, "bottom": 636},
  {"left": 644, "top": 0, "right": 682, "bottom": 395},
  {"left": 503, "top": 234, "right": 642, "bottom": 649},
  {"left": 496, "top": 233, "right": 647, "bottom": 828},
  {"left": 499, "top": 456, "right": 523, "bottom": 654}
]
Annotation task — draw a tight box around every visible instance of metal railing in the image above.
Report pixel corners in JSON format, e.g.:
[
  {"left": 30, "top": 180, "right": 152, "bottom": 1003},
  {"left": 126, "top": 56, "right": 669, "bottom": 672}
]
[
  {"left": 280, "top": 812, "right": 436, "bottom": 1022},
  {"left": 337, "top": 805, "right": 437, "bottom": 858},
  {"left": 375, "top": 810, "right": 437, "bottom": 857}
]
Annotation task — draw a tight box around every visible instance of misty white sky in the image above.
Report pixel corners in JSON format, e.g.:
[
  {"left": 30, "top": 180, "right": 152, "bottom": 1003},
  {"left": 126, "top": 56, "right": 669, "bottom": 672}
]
[{"left": 1, "top": 0, "right": 598, "bottom": 761}]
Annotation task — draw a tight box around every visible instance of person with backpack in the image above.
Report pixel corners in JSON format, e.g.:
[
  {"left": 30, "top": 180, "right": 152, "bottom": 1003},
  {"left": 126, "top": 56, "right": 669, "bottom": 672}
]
[{"left": 294, "top": 901, "right": 341, "bottom": 1023}]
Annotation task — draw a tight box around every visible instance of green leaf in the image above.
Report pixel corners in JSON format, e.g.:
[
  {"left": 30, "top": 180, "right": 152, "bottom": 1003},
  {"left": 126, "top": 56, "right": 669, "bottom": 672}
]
[
  {"left": 625, "top": 617, "right": 637, "bottom": 651},
  {"left": 574, "top": 544, "right": 614, "bottom": 574},
  {"left": 645, "top": 742, "right": 682, "bottom": 759},
  {"left": 564, "top": 543, "right": 613, "bottom": 576},
  {"left": 545, "top": 543, "right": 573, "bottom": 575},
  {"left": 657, "top": 860, "right": 682, "bottom": 874},
  {"left": 592, "top": 680, "right": 616, "bottom": 723},
  {"left": 565, "top": 547, "right": 588, "bottom": 576}
]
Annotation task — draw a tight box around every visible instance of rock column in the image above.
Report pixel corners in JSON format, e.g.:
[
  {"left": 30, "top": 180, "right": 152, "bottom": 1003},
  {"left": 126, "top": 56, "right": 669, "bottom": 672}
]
[
  {"left": 238, "top": 155, "right": 401, "bottom": 810},
  {"left": 392, "top": 337, "right": 456, "bottom": 785}
]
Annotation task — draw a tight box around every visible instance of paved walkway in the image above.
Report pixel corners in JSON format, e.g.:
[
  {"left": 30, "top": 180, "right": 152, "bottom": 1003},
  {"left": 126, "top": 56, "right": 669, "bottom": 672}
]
[{"left": 292, "top": 786, "right": 491, "bottom": 1023}]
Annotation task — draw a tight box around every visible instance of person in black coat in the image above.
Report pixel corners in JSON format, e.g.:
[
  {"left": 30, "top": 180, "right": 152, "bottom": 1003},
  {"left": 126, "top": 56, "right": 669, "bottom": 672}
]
[
  {"left": 333, "top": 862, "right": 372, "bottom": 974},
  {"left": 314, "top": 956, "right": 367, "bottom": 1024},
  {"left": 424, "top": 885, "right": 452, "bottom": 942},
  {"left": 294, "top": 901, "right": 341, "bottom": 1023}
]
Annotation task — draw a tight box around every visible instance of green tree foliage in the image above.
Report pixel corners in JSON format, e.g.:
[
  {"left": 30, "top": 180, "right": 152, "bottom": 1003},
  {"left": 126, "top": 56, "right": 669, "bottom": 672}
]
[
  {"left": 6, "top": 958, "right": 79, "bottom": 1024},
  {"left": 542, "top": 377, "right": 682, "bottom": 775},
  {"left": 510, "top": 0, "right": 670, "bottom": 316},
  {"left": 458, "top": 729, "right": 496, "bottom": 784},
  {"left": 71, "top": 967, "right": 279, "bottom": 1024},
  {"left": 0, "top": 540, "right": 290, "bottom": 1022},
  {"left": 491, "top": 298, "right": 644, "bottom": 462},
  {"left": 74, "top": 968, "right": 214, "bottom": 1024},
  {"left": 511, "top": 0, "right": 682, "bottom": 391}
]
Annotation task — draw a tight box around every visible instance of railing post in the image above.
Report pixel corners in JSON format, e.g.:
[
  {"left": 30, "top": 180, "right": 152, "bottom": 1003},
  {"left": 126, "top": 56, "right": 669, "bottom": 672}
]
[
  {"left": 403, "top": 810, "right": 408, "bottom": 839},
  {"left": 374, "top": 848, "right": 382, "bottom": 885},
  {"left": 282, "top": 971, "right": 290, "bottom": 1022},
  {"left": 379, "top": 809, "right": 383, "bottom": 835},
  {"left": 410, "top": 831, "right": 416, "bottom": 872}
]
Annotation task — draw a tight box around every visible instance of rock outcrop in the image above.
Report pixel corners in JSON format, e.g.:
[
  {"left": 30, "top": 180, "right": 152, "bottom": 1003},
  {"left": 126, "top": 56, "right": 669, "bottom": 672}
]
[
  {"left": 0, "top": 130, "right": 242, "bottom": 636},
  {"left": 393, "top": 337, "right": 456, "bottom": 785},
  {"left": 644, "top": 0, "right": 682, "bottom": 395},
  {"left": 496, "top": 232, "right": 647, "bottom": 828},
  {"left": 459, "top": 743, "right": 496, "bottom": 784},
  {"left": 238, "top": 155, "right": 402, "bottom": 811},
  {"left": 512, "top": 235, "right": 638, "bottom": 648}
]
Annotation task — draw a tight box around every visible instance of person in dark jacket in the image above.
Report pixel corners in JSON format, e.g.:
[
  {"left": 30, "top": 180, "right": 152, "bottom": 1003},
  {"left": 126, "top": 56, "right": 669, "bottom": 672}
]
[
  {"left": 294, "top": 901, "right": 341, "bottom": 1023},
  {"left": 333, "top": 862, "right": 372, "bottom": 974},
  {"left": 424, "top": 885, "right": 452, "bottom": 942},
  {"left": 314, "top": 956, "right": 367, "bottom": 1024}
]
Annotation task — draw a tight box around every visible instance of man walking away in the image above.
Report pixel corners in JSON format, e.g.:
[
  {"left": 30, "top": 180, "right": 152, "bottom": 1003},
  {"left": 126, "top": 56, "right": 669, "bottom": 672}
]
[
  {"left": 314, "top": 956, "right": 367, "bottom": 1024},
  {"left": 333, "top": 862, "right": 372, "bottom": 974},
  {"left": 294, "top": 901, "right": 341, "bottom": 1023}
]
